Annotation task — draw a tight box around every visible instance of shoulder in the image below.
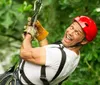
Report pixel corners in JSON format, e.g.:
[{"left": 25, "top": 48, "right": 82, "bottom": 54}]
[
  {"left": 43, "top": 44, "right": 59, "bottom": 48},
  {"left": 64, "top": 47, "right": 79, "bottom": 57},
  {"left": 44, "top": 44, "right": 62, "bottom": 66}
]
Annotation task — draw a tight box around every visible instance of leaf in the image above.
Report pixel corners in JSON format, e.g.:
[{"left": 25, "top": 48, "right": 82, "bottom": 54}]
[
  {"left": 1, "top": 12, "right": 13, "bottom": 29},
  {"left": 0, "top": 10, "right": 5, "bottom": 17}
]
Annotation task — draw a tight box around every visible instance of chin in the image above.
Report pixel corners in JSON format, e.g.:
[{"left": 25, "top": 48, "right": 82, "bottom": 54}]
[
  {"left": 62, "top": 39, "right": 72, "bottom": 47},
  {"left": 62, "top": 40, "right": 68, "bottom": 47}
]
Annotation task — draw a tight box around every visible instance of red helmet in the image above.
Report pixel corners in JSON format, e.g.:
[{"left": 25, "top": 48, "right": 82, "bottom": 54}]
[{"left": 74, "top": 16, "right": 98, "bottom": 42}]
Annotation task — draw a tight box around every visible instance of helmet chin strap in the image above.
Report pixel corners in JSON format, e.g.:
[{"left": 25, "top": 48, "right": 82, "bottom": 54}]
[{"left": 67, "top": 42, "right": 83, "bottom": 48}]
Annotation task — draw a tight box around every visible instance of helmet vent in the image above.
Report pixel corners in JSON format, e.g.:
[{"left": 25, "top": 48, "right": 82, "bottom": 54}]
[{"left": 85, "top": 23, "right": 88, "bottom": 27}]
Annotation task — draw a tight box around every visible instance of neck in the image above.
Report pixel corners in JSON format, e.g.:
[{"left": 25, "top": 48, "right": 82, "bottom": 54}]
[
  {"left": 60, "top": 40, "right": 82, "bottom": 55},
  {"left": 67, "top": 46, "right": 81, "bottom": 55}
]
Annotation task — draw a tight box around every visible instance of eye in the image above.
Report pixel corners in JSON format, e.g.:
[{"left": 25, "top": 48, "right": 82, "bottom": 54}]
[
  {"left": 76, "top": 32, "right": 79, "bottom": 35},
  {"left": 75, "top": 30, "right": 80, "bottom": 35},
  {"left": 70, "top": 26, "right": 74, "bottom": 30}
]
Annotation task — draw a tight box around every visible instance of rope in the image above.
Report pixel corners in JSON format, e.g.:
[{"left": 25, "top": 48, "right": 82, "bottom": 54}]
[{"left": 31, "top": 0, "right": 42, "bottom": 26}]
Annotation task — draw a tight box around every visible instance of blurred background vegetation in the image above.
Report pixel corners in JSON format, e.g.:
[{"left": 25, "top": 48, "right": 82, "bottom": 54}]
[{"left": 0, "top": 0, "right": 100, "bottom": 85}]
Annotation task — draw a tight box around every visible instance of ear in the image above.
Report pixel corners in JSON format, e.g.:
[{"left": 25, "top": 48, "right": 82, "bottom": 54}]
[{"left": 81, "top": 40, "right": 89, "bottom": 45}]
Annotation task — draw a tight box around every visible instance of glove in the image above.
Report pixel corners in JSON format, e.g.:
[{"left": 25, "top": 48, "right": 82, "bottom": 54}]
[
  {"left": 35, "top": 20, "right": 49, "bottom": 41},
  {"left": 23, "top": 25, "right": 37, "bottom": 39},
  {"left": 22, "top": 17, "right": 37, "bottom": 39}
]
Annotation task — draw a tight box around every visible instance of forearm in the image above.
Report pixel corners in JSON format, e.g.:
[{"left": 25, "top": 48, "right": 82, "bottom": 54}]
[
  {"left": 20, "top": 20, "right": 47, "bottom": 65},
  {"left": 20, "top": 34, "right": 33, "bottom": 59},
  {"left": 22, "top": 34, "right": 32, "bottom": 49}
]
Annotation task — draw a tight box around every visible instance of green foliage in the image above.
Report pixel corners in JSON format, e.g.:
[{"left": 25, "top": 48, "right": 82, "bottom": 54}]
[
  {"left": 0, "top": 0, "right": 33, "bottom": 69},
  {"left": 0, "top": 0, "right": 100, "bottom": 84}
]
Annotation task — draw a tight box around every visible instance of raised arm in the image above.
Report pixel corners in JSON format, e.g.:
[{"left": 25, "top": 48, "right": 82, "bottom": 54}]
[{"left": 20, "top": 34, "right": 46, "bottom": 65}]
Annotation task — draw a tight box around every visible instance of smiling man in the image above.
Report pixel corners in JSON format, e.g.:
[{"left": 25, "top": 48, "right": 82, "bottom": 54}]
[{"left": 19, "top": 16, "right": 98, "bottom": 85}]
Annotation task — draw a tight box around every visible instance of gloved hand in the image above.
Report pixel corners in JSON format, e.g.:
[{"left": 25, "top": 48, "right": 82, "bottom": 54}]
[
  {"left": 22, "top": 17, "right": 37, "bottom": 39},
  {"left": 23, "top": 17, "right": 49, "bottom": 41},
  {"left": 23, "top": 26, "right": 37, "bottom": 39},
  {"left": 35, "top": 20, "right": 49, "bottom": 41}
]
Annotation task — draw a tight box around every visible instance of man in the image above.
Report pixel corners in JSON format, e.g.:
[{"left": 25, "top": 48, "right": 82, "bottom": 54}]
[{"left": 19, "top": 16, "right": 97, "bottom": 85}]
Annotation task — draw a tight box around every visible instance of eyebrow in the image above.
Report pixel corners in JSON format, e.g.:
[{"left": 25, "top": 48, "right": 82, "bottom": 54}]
[{"left": 77, "top": 29, "right": 83, "bottom": 34}]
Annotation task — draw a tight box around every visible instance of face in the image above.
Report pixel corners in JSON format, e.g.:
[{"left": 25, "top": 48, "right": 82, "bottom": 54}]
[{"left": 62, "top": 21, "right": 86, "bottom": 47}]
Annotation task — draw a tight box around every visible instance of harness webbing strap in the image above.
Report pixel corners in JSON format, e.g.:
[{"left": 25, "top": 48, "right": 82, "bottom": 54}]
[
  {"left": 20, "top": 60, "right": 35, "bottom": 85},
  {"left": 58, "top": 76, "right": 69, "bottom": 85},
  {"left": 40, "top": 65, "right": 50, "bottom": 85},
  {"left": 40, "top": 46, "right": 66, "bottom": 85}
]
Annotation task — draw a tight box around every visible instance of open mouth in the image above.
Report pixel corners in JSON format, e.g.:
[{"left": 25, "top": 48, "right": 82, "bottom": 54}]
[{"left": 65, "top": 34, "right": 73, "bottom": 41}]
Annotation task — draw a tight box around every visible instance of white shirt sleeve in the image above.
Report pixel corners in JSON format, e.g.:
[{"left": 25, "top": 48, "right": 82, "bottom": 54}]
[{"left": 45, "top": 47, "right": 62, "bottom": 67}]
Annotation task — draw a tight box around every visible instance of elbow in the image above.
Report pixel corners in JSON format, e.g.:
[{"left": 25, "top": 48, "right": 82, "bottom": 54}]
[
  {"left": 20, "top": 49, "right": 26, "bottom": 59},
  {"left": 20, "top": 48, "right": 32, "bottom": 60}
]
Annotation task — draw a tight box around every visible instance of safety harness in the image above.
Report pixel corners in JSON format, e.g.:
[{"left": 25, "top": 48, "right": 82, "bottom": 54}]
[
  {"left": 20, "top": 43, "right": 69, "bottom": 85},
  {"left": 40, "top": 45, "right": 67, "bottom": 85},
  {"left": 20, "top": 61, "right": 35, "bottom": 85}
]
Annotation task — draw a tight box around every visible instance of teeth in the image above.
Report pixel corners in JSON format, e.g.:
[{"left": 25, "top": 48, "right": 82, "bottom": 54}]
[{"left": 66, "top": 35, "right": 72, "bottom": 40}]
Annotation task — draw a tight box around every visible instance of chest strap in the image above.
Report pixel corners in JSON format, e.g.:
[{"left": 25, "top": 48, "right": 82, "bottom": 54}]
[
  {"left": 40, "top": 47, "right": 66, "bottom": 85},
  {"left": 20, "top": 60, "right": 35, "bottom": 85},
  {"left": 40, "top": 65, "right": 50, "bottom": 85}
]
